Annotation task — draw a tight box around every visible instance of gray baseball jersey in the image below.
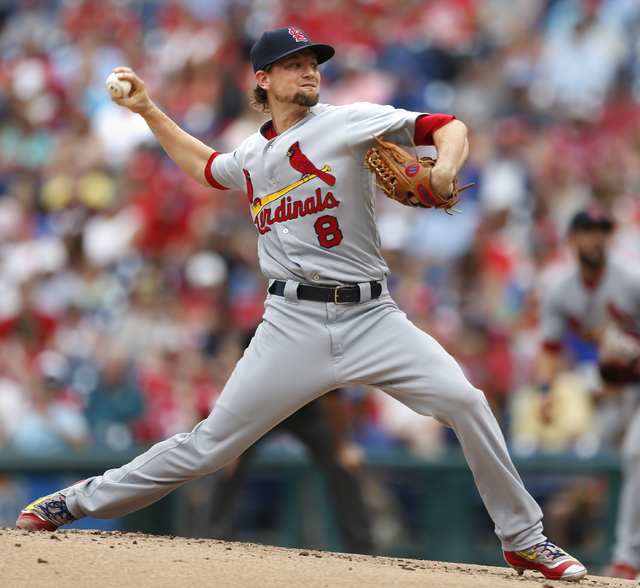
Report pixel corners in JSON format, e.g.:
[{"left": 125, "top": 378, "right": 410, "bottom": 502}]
[
  {"left": 208, "top": 102, "right": 419, "bottom": 285},
  {"left": 541, "top": 259, "right": 640, "bottom": 346},
  {"left": 65, "top": 101, "right": 546, "bottom": 553},
  {"left": 540, "top": 257, "right": 640, "bottom": 568}
]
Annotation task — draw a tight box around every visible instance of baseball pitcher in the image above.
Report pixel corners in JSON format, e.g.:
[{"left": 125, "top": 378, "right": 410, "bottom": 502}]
[{"left": 17, "top": 26, "right": 586, "bottom": 582}]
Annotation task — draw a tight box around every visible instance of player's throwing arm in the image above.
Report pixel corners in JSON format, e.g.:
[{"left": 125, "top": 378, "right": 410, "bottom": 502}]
[{"left": 106, "top": 67, "right": 215, "bottom": 186}]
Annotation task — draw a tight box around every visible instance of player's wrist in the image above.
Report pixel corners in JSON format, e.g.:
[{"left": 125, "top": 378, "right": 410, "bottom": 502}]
[
  {"left": 432, "top": 158, "right": 456, "bottom": 176},
  {"left": 135, "top": 99, "right": 160, "bottom": 119},
  {"left": 430, "top": 165, "right": 455, "bottom": 196}
]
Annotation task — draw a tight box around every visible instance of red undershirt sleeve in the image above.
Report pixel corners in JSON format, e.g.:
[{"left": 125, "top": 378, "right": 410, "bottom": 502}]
[
  {"left": 414, "top": 113, "right": 456, "bottom": 146},
  {"left": 204, "top": 151, "right": 229, "bottom": 190}
]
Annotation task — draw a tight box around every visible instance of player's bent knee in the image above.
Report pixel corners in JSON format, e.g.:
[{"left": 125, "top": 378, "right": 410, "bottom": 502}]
[
  {"left": 427, "top": 383, "right": 491, "bottom": 428},
  {"left": 447, "top": 383, "right": 489, "bottom": 413}
]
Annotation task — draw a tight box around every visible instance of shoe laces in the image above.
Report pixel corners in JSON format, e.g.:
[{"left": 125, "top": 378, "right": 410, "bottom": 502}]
[
  {"left": 531, "top": 540, "right": 567, "bottom": 561},
  {"left": 39, "top": 495, "right": 75, "bottom": 526}
]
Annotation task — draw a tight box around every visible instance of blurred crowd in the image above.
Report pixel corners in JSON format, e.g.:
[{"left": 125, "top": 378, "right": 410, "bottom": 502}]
[{"left": 1, "top": 0, "right": 640, "bottom": 459}]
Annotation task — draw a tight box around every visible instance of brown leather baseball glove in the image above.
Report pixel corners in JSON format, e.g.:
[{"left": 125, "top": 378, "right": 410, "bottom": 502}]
[{"left": 364, "top": 134, "right": 473, "bottom": 214}]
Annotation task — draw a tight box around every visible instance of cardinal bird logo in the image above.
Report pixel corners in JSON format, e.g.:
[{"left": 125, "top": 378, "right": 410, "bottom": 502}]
[
  {"left": 286, "top": 142, "right": 336, "bottom": 186},
  {"left": 244, "top": 169, "right": 259, "bottom": 206}
]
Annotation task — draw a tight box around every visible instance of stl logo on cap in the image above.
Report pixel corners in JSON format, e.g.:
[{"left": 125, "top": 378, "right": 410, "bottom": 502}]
[
  {"left": 288, "top": 27, "right": 308, "bottom": 42},
  {"left": 587, "top": 204, "right": 606, "bottom": 222}
]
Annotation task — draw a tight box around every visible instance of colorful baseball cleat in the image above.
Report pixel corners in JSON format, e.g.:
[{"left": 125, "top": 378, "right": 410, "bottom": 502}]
[
  {"left": 16, "top": 485, "right": 78, "bottom": 531},
  {"left": 504, "top": 539, "right": 587, "bottom": 581}
]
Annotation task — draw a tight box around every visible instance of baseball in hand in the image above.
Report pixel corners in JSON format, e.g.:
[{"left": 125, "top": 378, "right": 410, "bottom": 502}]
[{"left": 105, "top": 73, "right": 132, "bottom": 99}]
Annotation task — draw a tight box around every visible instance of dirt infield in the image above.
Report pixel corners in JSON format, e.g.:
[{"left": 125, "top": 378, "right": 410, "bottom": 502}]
[{"left": 1, "top": 527, "right": 637, "bottom": 588}]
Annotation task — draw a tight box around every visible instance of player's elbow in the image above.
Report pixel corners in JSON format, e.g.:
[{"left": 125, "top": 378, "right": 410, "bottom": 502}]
[
  {"left": 183, "top": 167, "right": 212, "bottom": 188},
  {"left": 193, "top": 149, "right": 217, "bottom": 187},
  {"left": 193, "top": 171, "right": 214, "bottom": 187},
  {"left": 453, "top": 120, "right": 469, "bottom": 150},
  {"left": 434, "top": 118, "right": 468, "bottom": 149},
  {"left": 449, "top": 118, "right": 468, "bottom": 133},
  {"left": 440, "top": 118, "right": 468, "bottom": 137}
]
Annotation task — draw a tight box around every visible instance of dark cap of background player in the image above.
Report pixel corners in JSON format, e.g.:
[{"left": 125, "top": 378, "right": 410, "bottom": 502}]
[
  {"left": 569, "top": 206, "right": 614, "bottom": 232},
  {"left": 250, "top": 26, "right": 335, "bottom": 74}
]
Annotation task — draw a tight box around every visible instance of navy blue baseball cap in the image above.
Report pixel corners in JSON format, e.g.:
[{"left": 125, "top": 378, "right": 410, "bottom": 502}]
[
  {"left": 250, "top": 26, "right": 335, "bottom": 73},
  {"left": 569, "top": 206, "right": 614, "bottom": 232}
]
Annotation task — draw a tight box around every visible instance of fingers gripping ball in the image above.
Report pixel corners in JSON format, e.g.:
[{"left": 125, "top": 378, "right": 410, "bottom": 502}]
[
  {"left": 364, "top": 135, "right": 473, "bottom": 214},
  {"left": 105, "top": 73, "right": 132, "bottom": 99}
]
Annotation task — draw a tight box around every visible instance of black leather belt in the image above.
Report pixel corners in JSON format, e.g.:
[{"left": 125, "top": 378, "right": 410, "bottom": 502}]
[{"left": 269, "top": 280, "right": 382, "bottom": 304}]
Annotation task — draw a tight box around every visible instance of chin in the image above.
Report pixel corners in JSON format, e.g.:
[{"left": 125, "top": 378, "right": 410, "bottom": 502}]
[
  {"left": 580, "top": 254, "right": 605, "bottom": 270},
  {"left": 293, "top": 92, "right": 319, "bottom": 107}
]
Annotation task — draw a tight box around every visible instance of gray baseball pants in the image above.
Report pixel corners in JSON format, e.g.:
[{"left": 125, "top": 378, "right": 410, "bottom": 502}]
[
  {"left": 67, "top": 280, "right": 545, "bottom": 551},
  {"left": 609, "top": 393, "right": 640, "bottom": 568}
]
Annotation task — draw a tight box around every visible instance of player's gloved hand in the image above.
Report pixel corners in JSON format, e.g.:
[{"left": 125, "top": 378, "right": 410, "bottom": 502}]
[
  {"left": 364, "top": 135, "right": 472, "bottom": 214},
  {"left": 598, "top": 324, "right": 640, "bottom": 385}
]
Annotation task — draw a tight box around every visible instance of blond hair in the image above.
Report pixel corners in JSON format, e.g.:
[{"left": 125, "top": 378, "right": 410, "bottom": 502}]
[{"left": 248, "top": 64, "right": 272, "bottom": 114}]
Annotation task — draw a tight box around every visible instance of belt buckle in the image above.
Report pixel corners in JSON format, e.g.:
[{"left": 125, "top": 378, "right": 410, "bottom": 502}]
[{"left": 334, "top": 285, "right": 351, "bottom": 304}]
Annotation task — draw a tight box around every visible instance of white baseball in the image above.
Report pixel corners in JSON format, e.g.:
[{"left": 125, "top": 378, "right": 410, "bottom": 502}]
[{"left": 105, "top": 73, "right": 132, "bottom": 99}]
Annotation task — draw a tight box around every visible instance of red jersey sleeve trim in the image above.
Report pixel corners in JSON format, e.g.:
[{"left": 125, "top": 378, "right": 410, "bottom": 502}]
[
  {"left": 414, "top": 113, "right": 456, "bottom": 146},
  {"left": 542, "top": 341, "right": 562, "bottom": 353},
  {"left": 204, "top": 151, "right": 229, "bottom": 190}
]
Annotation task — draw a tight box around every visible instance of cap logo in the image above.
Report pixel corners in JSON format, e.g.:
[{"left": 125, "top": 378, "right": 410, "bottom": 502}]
[
  {"left": 587, "top": 205, "right": 605, "bottom": 222},
  {"left": 288, "top": 27, "right": 309, "bottom": 42}
]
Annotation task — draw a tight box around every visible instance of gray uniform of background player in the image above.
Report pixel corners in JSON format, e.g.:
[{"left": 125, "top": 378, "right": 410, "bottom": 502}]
[
  {"left": 541, "top": 259, "right": 640, "bottom": 568},
  {"left": 64, "top": 101, "right": 546, "bottom": 552}
]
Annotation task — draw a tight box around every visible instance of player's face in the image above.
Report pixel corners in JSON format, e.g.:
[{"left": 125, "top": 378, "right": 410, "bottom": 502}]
[
  {"left": 571, "top": 228, "right": 611, "bottom": 270},
  {"left": 267, "top": 49, "right": 321, "bottom": 108}
]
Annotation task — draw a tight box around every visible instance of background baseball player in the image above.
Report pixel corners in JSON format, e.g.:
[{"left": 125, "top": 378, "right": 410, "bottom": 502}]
[
  {"left": 17, "top": 26, "right": 586, "bottom": 582},
  {"left": 536, "top": 206, "right": 640, "bottom": 579}
]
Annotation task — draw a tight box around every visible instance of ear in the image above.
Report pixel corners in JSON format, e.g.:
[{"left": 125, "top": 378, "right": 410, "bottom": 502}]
[{"left": 256, "top": 70, "right": 270, "bottom": 91}]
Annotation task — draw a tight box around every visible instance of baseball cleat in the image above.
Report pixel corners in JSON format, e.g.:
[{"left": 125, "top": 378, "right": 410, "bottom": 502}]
[
  {"left": 602, "top": 562, "right": 638, "bottom": 579},
  {"left": 504, "top": 539, "right": 587, "bottom": 581},
  {"left": 16, "top": 485, "right": 78, "bottom": 531}
]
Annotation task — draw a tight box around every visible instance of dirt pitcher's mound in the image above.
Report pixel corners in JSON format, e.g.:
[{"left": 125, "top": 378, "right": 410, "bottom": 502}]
[{"left": 0, "top": 527, "right": 636, "bottom": 588}]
